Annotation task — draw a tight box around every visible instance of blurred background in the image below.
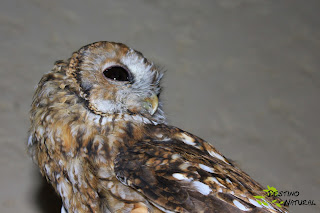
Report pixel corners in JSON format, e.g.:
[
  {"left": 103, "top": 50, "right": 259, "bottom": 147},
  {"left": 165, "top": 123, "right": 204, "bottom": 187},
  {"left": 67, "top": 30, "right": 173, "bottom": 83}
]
[{"left": 0, "top": 0, "right": 319, "bottom": 212}]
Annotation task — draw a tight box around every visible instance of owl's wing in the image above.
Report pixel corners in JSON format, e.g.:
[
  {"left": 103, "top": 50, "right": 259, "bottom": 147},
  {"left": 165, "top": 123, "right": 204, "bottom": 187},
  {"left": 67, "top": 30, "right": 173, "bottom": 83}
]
[{"left": 114, "top": 125, "right": 287, "bottom": 213}]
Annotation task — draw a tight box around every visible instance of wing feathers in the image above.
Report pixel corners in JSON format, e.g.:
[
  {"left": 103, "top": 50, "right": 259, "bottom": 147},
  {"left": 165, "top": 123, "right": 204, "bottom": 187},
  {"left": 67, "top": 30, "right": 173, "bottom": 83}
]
[{"left": 114, "top": 125, "right": 287, "bottom": 213}]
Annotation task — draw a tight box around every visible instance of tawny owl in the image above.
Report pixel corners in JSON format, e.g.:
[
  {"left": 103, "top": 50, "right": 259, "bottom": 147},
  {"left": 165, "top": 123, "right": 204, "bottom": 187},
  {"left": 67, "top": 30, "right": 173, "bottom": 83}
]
[{"left": 28, "top": 41, "right": 287, "bottom": 213}]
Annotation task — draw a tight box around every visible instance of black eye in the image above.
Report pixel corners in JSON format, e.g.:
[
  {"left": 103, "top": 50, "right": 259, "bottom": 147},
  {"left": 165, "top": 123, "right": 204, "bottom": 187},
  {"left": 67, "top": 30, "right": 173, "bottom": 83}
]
[{"left": 103, "top": 66, "right": 131, "bottom": 82}]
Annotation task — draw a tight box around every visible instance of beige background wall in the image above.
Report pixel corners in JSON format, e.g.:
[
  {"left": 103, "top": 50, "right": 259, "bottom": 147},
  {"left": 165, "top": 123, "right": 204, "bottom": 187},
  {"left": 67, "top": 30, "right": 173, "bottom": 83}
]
[{"left": 0, "top": 0, "right": 319, "bottom": 212}]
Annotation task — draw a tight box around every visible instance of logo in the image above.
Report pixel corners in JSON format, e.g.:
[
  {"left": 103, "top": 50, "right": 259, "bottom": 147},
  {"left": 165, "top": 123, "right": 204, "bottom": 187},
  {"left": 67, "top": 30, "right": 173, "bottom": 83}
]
[
  {"left": 254, "top": 185, "right": 316, "bottom": 207},
  {"left": 253, "top": 186, "right": 284, "bottom": 207}
]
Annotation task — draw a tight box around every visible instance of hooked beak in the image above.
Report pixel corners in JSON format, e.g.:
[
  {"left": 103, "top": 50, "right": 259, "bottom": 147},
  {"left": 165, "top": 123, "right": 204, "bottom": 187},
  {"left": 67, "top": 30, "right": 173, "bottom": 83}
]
[{"left": 143, "top": 93, "right": 159, "bottom": 115}]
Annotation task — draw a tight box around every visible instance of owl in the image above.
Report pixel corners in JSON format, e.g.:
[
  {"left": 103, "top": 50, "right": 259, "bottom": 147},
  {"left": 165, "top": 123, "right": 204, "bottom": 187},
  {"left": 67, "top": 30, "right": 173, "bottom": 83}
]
[{"left": 28, "top": 41, "right": 288, "bottom": 213}]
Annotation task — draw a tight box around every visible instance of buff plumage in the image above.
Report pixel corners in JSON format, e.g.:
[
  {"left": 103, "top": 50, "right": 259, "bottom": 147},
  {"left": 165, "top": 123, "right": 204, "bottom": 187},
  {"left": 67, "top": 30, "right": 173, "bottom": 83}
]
[{"left": 28, "top": 41, "right": 288, "bottom": 213}]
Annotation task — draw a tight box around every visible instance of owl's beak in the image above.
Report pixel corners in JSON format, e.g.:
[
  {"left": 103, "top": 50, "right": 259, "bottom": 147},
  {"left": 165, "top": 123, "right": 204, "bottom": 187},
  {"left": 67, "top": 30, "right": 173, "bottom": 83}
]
[{"left": 143, "top": 93, "right": 158, "bottom": 115}]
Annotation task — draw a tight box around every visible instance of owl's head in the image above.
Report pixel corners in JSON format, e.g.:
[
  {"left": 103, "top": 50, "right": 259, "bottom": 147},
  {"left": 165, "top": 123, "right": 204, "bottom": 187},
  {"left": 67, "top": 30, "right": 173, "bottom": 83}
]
[{"left": 67, "top": 41, "right": 165, "bottom": 123}]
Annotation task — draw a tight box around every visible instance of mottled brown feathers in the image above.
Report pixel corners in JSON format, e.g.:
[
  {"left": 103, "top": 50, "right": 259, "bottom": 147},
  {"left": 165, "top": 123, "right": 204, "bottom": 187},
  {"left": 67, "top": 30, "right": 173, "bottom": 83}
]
[{"left": 28, "top": 41, "right": 287, "bottom": 213}]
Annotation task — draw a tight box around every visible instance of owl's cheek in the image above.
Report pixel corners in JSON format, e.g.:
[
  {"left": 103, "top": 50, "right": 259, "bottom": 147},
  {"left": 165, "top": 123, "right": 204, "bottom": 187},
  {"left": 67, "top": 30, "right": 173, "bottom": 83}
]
[
  {"left": 125, "top": 98, "right": 145, "bottom": 114},
  {"left": 86, "top": 86, "right": 122, "bottom": 114}
]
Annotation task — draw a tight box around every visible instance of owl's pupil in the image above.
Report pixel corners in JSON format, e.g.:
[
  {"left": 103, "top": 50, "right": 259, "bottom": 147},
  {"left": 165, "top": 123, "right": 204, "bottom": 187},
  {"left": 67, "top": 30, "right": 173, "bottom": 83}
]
[{"left": 103, "top": 66, "right": 130, "bottom": 82}]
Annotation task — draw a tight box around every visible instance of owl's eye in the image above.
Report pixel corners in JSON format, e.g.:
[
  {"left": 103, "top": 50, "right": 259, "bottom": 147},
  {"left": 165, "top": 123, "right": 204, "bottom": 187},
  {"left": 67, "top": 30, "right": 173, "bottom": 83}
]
[{"left": 103, "top": 66, "right": 131, "bottom": 82}]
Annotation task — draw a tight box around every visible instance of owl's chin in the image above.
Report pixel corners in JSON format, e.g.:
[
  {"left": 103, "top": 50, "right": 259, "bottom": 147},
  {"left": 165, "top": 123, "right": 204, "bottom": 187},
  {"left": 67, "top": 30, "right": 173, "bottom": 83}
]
[
  {"left": 87, "top": 99, "right": 140, "bottom": 116},
  {"left": 88, "top": 99, "right": 121, "bottom": 114},
  {"left": 87, "top": 97, "right": 165, "bottom": 124}
]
